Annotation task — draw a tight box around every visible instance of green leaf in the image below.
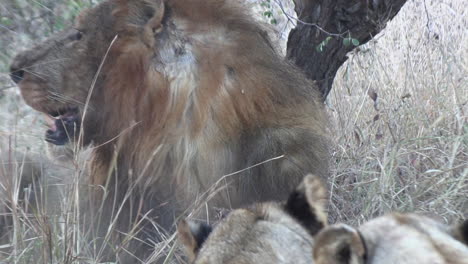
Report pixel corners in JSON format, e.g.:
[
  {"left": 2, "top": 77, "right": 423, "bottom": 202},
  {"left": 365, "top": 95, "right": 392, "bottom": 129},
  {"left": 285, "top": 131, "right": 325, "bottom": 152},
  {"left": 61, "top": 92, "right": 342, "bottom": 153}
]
[
  {"left": 343, "top": 38, "right": 351, "bottom": 46},
  {"left": 316, "top": 43, "right": 324, "bottom": 52},
  {"left": 352, "top": 38, "right": 360, "bottom": 46},
  {"left": 316, "top": 36, "right": 333, "bottom": 52},
  {"left": 270, "top": 18, "right": 277, "bottom": 25},
  {"left": 263, "top": 11, "right": 272, "bottom": 18}
]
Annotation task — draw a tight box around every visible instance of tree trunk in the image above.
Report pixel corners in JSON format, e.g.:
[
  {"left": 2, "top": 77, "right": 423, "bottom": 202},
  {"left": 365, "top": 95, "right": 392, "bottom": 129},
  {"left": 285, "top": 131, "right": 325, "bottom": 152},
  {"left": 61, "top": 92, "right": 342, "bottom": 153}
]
[{"left": 287, "top": 0, "right": 408, "bottom": 99}]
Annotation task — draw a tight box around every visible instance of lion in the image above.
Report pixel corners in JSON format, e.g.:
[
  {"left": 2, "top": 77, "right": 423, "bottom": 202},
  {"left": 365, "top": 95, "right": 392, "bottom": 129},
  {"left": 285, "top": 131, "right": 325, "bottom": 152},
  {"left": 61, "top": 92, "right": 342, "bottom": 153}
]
[
  {"left": 9, "top": 0, "right": 328, "bottom": 261},
  {"left": 177, "top": 174, "right": 328, "bottom": 264},
  {"left": 313, "top": 213, "right": 468, "bottom": 264}
]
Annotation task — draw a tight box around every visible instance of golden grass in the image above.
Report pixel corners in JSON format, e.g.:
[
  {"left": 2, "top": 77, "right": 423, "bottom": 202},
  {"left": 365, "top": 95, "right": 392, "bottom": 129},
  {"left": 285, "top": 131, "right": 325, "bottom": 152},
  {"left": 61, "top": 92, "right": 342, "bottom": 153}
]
[{"left": 328, "top": 0, "right": 467, "bottom": 224}]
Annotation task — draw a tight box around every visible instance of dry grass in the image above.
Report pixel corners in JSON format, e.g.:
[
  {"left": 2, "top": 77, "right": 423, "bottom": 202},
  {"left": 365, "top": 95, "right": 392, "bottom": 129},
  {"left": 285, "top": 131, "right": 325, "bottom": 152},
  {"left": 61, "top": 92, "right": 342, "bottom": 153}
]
[
  {"left": 0, "top": 0, "right": 466, "bottom": 263},
  {"left": 327, "top": 0, "right": 467, "bottom": 225}
]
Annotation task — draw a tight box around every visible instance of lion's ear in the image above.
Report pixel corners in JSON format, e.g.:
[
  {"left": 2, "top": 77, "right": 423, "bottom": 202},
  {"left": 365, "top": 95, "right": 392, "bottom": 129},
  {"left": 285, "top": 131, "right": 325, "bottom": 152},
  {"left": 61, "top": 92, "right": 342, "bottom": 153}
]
[
  {"left": 313, "top": 224, "right": 366, "bottom": 264},
  {"left": 177, "top": 219, "right": 212, "bottom": 261},
  {"left": 114, "top": 0, "right": 165, "bottom": 34},
  {"left": 285, "top": 174, "right": 328, "bottom": 235},
  {"left": 452, "top": 219, "right": 468, "bottom": 246}
]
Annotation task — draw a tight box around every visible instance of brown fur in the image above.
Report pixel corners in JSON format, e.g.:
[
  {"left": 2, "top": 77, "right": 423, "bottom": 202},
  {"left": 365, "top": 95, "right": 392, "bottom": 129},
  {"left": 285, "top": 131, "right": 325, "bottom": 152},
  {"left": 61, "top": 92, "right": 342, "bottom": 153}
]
[
  {"left": 10, "top": 0, "right": 328, "bottom": 261},
  {"left": 177, "top": 174, "right": 328, "bottom": 264},
  {"left": 313, "top": 214, "right": 468, "bottom": 264}
]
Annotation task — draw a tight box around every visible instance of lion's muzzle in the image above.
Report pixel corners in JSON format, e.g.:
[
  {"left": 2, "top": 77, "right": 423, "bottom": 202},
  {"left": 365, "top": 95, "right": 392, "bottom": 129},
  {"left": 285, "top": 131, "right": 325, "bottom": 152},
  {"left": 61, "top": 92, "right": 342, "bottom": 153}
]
[{"left": 45, "top": 107, "right": 81, "bottom": 145}]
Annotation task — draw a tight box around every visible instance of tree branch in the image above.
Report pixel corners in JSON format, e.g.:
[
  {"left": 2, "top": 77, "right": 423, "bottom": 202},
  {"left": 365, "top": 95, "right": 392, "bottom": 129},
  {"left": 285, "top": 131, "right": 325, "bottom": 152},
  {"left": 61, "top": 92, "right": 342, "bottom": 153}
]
[{"left": 287, "top": 0, "right": 408, "bottom": 99}]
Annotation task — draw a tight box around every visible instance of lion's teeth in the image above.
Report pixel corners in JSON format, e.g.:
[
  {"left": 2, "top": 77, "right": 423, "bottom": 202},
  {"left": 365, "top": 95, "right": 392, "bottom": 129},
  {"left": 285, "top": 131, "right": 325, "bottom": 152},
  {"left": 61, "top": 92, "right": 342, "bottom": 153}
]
[{"left": 43, "top": 114, "right": 58, "bottom": 131}]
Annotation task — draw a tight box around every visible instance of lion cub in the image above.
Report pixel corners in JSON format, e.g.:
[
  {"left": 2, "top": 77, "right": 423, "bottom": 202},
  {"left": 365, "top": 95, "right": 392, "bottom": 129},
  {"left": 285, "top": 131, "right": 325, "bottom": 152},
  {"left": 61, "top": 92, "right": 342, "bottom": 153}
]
[
  {"left": 177, "top": 174, "right": 328, "bottom": 264},
  {"left": 313, "top": 213, "right": 468, "bottom": 264}
]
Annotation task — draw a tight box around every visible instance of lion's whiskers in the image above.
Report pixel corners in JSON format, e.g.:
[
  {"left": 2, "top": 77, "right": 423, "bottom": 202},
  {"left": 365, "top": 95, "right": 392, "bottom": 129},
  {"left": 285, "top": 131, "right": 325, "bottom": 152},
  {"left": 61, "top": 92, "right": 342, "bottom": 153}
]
[{"left": 47, "top": 92, "right": 89, "bottom": 110}]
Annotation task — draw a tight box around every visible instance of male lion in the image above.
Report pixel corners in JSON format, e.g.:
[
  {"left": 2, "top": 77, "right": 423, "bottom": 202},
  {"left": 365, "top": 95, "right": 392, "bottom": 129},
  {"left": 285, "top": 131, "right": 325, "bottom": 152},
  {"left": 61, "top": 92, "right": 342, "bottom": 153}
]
[
  {"left": 9, "top": 0, "right": 328, "bottom": 261},
  {"left": 177, "top": 174, "right": 328, "bottom": 264},
  {"left": 313, "top": 213, "right": 468, "bottom": 264}
]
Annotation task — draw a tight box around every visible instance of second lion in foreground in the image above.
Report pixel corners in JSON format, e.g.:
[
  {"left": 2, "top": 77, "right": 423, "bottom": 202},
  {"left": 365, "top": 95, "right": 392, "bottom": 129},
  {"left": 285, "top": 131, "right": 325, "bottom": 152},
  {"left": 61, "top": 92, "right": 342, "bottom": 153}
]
[{"left": 178, "top": 174, "right": 328, "bottom": 264}]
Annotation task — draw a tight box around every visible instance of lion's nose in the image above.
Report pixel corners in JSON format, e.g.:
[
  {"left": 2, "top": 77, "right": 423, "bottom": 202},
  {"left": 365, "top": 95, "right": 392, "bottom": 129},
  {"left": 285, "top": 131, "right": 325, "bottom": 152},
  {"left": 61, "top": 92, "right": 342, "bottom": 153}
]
[{"left": 10, "top": 67, "right": 25, "bottom": 84}]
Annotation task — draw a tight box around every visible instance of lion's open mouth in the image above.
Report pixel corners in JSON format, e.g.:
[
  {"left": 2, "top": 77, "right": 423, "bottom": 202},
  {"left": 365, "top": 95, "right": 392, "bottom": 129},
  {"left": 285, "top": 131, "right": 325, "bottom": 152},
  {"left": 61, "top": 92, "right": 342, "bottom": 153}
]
[{"left": 44, "top": 107, "right": 81, "bottom": 145}]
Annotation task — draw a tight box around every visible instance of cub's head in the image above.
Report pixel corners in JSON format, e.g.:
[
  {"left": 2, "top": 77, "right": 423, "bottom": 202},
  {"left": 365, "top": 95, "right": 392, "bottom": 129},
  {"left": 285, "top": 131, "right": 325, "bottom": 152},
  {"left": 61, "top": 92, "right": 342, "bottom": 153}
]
[
  {"left": 177, "top": 174, "right": 328, "bottom": 264},
  {"left": 313, "top": 214, "right": 468, "bottom": 264}
]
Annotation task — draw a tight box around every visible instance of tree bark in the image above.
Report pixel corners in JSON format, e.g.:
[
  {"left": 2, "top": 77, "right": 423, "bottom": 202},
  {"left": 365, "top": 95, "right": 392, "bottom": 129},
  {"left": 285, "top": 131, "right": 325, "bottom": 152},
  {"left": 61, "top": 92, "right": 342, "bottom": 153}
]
[{"left": 287, "top": 0, "right": 408, "bottom": 99}]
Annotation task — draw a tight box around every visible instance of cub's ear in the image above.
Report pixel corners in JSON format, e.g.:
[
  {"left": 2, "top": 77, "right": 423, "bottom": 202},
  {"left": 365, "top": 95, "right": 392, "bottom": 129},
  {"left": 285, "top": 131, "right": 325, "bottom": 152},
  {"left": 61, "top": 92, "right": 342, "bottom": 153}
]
[
  {"left": 177, "top": 219, "right": 212, "bottom": 262},
  {"left": 285, "top": 174, "right": 328, "bottom": 235},
  {"left": 452, "top": 219, "right": 468, "bottom": 246},
  {"left": 313, "top": 224, "right": 366, "bottom": 264}
]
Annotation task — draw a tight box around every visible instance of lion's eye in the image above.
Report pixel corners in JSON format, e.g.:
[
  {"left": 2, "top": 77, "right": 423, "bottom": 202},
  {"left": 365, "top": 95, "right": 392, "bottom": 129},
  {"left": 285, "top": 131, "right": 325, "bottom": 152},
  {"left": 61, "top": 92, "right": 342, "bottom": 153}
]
[{"left": 68, "top": 30, "right": 83, "bottom": 41}]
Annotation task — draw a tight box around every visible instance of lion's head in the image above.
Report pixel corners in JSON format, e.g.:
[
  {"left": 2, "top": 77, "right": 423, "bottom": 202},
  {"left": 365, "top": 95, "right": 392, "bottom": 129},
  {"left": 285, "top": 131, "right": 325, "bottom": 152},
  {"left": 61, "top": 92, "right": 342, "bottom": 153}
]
[
  {"left": 9, "top": 0, "right": 188, "bottom": 147},
  {"left": 9, "top": 2, "right": 118, "bottom": 145},
  {"left": 313, "top": 214, "right": 468, "bottom": 264},
  {"left": 10, "top": 0, "right": 291, "bottom": 148},
  {"left": 177, "top": 174, "right": 328, "bottom": 264}
]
